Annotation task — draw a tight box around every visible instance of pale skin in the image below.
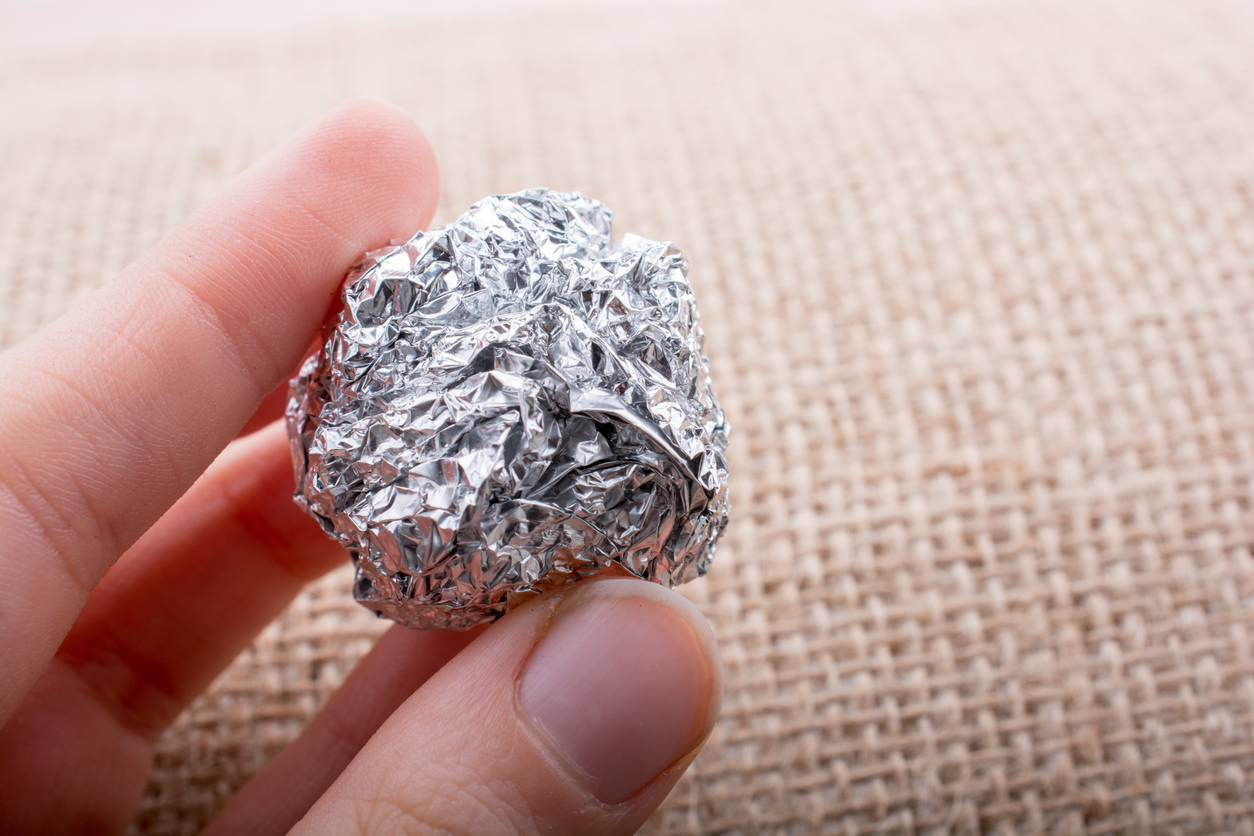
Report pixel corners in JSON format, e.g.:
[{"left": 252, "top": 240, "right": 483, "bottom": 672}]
[{"left": 0, "top": 99, "right": 722, "bottom": 835}]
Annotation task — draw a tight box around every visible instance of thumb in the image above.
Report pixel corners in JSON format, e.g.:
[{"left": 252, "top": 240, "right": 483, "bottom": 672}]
[{"left": 292, "top": 578, "right": 722, "bottom": 836}]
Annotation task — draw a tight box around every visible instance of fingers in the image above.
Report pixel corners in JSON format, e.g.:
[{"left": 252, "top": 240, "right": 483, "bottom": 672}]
[
  {"left": 0, "top": 424, "right": 347, "bottom": 833},
  {"left": 203, "top": 625, "right": 485, "bottom": 836},
  {"left": 237, "top": 378, "right": 297, "bottom": 438},
  {"left": 0, "top": 98, "right": 439, "bottom": 720},
  {"left": 292, "top": 579, "right": 722, "bottom": 836},
  {"left": 57, "top": 423, "right": 343, "bottom": 735}
]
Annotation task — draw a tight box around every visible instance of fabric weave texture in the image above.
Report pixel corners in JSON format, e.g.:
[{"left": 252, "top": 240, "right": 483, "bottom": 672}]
[{"left": 2, "top": 0, "right": 1253, "bottom": 833}]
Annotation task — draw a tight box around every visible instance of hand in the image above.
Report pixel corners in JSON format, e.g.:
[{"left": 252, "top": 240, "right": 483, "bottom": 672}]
[{"left": 0, "top": 100, "right": 722, "bottom": 835}]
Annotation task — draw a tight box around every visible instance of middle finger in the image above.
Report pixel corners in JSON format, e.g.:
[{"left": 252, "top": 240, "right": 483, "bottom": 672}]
[
  {"left": 0, "top": 423, "right": 354, "bottom": 831},
  {"left": 203, "top": 623, "right": 484, "bottom": 836}
]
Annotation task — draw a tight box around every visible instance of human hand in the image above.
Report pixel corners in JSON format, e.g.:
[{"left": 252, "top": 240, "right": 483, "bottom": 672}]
[{"left": 0, "top": 100, "right": 722, "bottom": 835}]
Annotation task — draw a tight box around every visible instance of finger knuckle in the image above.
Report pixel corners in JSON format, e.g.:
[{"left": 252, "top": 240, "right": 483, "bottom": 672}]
[{"left": 355, "top": 768, "right": 542, "bottom": 836}]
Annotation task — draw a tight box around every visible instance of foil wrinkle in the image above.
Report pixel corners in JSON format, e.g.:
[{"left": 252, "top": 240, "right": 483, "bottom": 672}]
[{"left": 287, "top": 188, "right": 729, "bottom": 629}]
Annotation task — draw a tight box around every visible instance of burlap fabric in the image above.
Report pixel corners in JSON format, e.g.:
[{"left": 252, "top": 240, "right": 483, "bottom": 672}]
[{"left": 3, "top": 0, "right": 1253, "bottom": 832}]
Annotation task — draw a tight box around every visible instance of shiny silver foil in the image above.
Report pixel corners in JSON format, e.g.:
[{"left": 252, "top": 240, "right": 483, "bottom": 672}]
[{"left": 287, "top": 189, "right": 729, "bottom": 629}]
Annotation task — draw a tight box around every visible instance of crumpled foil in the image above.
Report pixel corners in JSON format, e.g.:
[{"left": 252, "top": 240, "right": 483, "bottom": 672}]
[{"left": 287, "top": 188, "right": 730, "bottom": 629}]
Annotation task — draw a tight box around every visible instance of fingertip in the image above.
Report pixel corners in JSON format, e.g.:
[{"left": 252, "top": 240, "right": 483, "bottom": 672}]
[
  {"left": 291, "top": 578, "right": 721, "bottom": 836},
  {"left": 517, "top": 579, "right": 722, "bottom": 804},
  {"left": 221, "top": 97, "right": 440, "bottom": 253},
  {"left": 302, "top": 98, "right": 441, "bottom": 233}
]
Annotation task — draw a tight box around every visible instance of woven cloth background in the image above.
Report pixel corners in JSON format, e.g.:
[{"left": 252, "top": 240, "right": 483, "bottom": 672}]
[{"left": 3, "top": 0, "right": 1254, "bottom": 832}]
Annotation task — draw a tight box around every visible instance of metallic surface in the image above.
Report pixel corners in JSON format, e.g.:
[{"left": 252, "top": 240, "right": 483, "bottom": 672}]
[{"left": 287, "top": 189, "right": 729, "bottom": 628}]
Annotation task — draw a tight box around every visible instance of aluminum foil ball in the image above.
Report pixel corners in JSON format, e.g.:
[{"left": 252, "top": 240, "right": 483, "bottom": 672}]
[{"left": 287, "top": 188, "right": 730, "bottom": 629}]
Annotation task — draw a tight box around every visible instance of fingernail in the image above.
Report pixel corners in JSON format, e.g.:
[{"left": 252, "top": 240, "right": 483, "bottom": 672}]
[{"left": 517, "top": 579, "right": 721, "bottom": 804}]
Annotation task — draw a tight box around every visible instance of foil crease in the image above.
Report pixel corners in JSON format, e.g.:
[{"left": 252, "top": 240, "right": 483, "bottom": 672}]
[{"left": 287, "top": 189, "right": 730, "bottom": 629}]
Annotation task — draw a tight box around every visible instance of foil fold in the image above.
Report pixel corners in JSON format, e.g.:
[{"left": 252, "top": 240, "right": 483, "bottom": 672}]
[{"left": 287, "top": 189, "right": 729, "bottom": 629}]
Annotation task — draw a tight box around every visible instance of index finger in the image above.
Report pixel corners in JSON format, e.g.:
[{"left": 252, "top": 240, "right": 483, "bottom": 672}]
[{"left": 0, "top": 99, "right": 439, "bottom": 721}]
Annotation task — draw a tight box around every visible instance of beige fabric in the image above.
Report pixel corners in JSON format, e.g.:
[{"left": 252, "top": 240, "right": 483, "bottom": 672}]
[{"left": 3, "top": 0, "right": 1254, "bottom": 832}]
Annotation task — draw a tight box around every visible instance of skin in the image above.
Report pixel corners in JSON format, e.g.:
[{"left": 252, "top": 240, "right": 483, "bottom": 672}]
[{"left": 0, "top": 99, "right": 722, "bottom": 835}]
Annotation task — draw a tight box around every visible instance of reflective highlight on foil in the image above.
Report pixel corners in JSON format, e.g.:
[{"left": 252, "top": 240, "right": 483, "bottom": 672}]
[{"left": 287, "top": 189, "right": 730, "bottom": 629}]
